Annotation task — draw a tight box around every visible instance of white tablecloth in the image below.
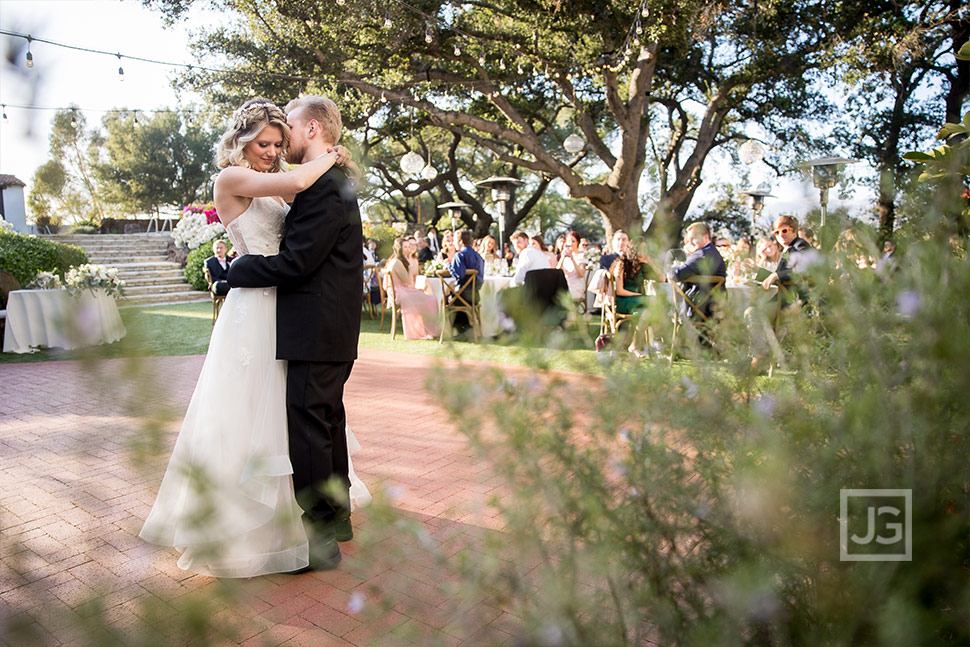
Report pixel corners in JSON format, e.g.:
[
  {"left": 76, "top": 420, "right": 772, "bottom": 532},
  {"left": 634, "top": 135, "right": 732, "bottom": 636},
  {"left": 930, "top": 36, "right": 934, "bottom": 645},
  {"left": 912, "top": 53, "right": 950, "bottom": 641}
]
[
  {"left": 3, "top": 289, "right": 126, "bottom": 354},
  {"left": 415, "top": 275, "right": 512, "bottom": 338}
]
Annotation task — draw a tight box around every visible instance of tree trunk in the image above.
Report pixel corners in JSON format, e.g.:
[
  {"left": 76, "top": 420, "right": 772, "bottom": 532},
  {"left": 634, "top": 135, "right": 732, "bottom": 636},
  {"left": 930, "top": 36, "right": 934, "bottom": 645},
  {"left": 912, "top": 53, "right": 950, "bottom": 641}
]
[
  {"left": 586, "top": 179, "right": 642, "bottom": 242},
  {"left": 876, "top": 166, "right": 896, "bottom": 244},
  {"left": 945, "top": 0, "right": 969, "bottom": 127}
]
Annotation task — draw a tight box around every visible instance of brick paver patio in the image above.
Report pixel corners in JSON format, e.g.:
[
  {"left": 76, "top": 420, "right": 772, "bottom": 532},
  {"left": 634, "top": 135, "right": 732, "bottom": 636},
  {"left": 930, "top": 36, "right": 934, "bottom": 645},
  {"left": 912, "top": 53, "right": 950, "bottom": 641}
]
[{"left": 0, "top": 349, "right": 557, "bottom": 646}]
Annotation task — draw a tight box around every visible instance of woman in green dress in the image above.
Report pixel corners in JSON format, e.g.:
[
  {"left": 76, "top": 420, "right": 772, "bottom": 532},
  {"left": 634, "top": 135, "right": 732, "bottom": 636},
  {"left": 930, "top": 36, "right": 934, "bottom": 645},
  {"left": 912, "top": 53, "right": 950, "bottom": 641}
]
[{"left": 610, "top": 245, "right": 661, "bottom": 357}]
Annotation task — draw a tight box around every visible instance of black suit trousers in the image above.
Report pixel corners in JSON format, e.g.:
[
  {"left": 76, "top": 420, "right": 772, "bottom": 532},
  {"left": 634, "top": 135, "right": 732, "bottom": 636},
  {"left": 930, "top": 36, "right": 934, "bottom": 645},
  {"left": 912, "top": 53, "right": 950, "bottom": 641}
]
[{"left": 286, "top": 360, "right": 354, "bottom": 524}]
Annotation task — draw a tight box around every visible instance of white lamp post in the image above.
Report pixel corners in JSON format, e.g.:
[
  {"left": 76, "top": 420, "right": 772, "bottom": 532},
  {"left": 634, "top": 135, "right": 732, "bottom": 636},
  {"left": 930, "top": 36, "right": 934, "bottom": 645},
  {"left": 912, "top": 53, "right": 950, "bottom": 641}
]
[{"left": 475, "top": 176, "right": 524, "bottom": 249}]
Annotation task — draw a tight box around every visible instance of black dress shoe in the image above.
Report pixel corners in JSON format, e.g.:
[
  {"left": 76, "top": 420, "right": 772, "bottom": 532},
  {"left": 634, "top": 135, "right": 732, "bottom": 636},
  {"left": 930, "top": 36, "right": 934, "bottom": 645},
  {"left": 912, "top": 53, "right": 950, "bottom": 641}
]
[{"left": 334, "top": 516, "right": 353, "bottom": 542}]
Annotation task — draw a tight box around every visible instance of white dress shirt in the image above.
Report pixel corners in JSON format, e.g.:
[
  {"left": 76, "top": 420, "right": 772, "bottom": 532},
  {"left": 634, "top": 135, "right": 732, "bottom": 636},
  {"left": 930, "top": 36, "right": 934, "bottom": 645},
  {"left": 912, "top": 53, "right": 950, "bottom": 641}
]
[{"left": 510, "top": 245, "right": 550, "bottom": 288}]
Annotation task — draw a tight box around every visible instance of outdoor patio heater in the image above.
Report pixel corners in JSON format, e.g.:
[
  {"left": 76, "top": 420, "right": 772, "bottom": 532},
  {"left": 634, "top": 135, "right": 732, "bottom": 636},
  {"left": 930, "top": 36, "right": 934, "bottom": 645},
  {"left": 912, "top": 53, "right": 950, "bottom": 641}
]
[
  {"left": 797, "top": 156, "right": 859, "bottom": 242},
  {"left": 437, "top": 201, "right": 471, "bottom": 240},
  {"left": 475, "top": 176, "right": 523, "bottom": 248},
  {"left": 739, "top": 188, "right": 774, "bottom": 234}
]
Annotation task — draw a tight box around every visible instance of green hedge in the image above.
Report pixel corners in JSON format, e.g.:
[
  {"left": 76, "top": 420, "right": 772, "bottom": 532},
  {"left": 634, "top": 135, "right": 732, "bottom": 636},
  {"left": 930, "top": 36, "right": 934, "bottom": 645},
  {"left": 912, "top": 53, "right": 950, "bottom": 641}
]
[
  {"left": 184, "top": 239, "right": 229, "bottom": 292},
  {"left": 0, "top": 231, "right": 88, "bottom": 304}
]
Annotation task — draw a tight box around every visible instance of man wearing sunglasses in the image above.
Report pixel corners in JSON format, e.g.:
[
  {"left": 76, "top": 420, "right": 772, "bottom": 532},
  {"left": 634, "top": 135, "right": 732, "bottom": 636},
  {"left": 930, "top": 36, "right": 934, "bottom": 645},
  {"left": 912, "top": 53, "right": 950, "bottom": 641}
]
[{"left": 762, "top": 215, "right": 813, "bottom": 304}]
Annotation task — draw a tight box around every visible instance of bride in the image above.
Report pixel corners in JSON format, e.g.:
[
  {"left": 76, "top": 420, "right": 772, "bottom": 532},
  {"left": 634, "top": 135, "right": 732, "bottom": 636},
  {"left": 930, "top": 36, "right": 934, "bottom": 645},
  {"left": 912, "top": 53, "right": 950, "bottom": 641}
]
[{"left": 139, "top": 98, "right": 370, "bottom": 578}]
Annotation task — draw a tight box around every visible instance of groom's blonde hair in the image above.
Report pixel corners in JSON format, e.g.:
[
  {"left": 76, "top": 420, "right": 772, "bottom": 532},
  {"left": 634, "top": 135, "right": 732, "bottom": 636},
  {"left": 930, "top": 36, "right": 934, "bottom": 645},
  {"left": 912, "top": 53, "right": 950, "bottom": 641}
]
[{"left": 286, "top": 95, "right": 342, "bottom": 144}]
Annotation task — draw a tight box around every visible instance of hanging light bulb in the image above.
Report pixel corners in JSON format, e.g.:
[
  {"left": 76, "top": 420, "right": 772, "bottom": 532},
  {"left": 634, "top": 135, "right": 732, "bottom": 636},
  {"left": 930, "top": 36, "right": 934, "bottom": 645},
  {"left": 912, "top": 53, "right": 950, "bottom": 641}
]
[
  {"left": 454, "top": 44, "right": 461, "bottom": 56},
  {"left": 517, "top": 63, "right": 524, "bottom": 74},
  {"left": 500, "top": 59, "right": 506, "bottom": 70},
  {"left": 117, "top": 54, "right": 125, "bottom": 81},
  {"left": 132, "top": 111, "right": 140, "bottom": 128},
  {"left": 336, "top": 0, "right": 345, "bottom": 5},
  {"left": 384, "top": 9, "right": 392, "bottom": 28},
  {"left": 425, "top": 23, "right": 434, "bottom": 44},
  {"left": 380, "top": 91, "right": 386, "bottom": 102},
  {"left": 25, "top": 36, "right": 34, "bottom": 69},
  {"left": 70, "top": 110, "right": 78, "bottom": 129},
  {"left": 478, "top": 54, "right": 485, "bottom": 65}
]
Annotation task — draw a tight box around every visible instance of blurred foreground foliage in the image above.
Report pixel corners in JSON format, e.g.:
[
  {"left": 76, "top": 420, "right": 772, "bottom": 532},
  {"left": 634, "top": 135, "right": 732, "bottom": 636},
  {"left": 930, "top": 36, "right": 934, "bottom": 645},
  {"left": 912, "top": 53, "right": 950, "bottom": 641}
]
[{"left": 404, "top": 210, "right": 970, "bottom": 643}]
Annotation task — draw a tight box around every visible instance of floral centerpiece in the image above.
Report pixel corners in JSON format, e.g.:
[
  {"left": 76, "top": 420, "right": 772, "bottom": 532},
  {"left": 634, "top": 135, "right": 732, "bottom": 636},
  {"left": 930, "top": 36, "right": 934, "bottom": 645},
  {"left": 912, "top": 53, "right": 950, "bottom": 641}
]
[
  {"left": 26, "top": 270, "right": 62, "bottom": 290},
  {"left": 64, "top": 264, "right": 126, "bottom": 298},
  {"left": 173, "top": 211, "right": 226, "bottom": 250},
  {"left": 584, "top": 246, "right": 602, "bottom": 270},
  {"left": 422, "top": 258, "right": 446, "bottom": 277}
]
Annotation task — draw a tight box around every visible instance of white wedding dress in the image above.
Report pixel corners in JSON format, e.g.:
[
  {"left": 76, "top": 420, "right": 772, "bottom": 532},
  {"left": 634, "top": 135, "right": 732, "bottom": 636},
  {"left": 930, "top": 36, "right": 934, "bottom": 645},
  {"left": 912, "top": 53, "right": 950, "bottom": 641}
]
[{"left": 139, "top": 196, "right": 371, "bottom": 578}]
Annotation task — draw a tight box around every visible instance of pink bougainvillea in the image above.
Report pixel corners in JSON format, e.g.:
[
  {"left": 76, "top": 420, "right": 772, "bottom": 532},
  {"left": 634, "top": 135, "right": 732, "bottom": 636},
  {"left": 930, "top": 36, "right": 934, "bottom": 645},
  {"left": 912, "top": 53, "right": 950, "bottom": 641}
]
[{"left": 182, "top": 203, "right": 220, "bottom": 225}]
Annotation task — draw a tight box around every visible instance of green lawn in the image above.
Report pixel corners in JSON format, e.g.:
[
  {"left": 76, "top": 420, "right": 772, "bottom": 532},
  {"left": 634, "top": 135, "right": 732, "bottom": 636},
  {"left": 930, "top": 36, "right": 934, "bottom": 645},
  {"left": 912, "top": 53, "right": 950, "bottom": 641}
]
[{"left": 0, "top": 300, "right": 605, "bottom": 373}]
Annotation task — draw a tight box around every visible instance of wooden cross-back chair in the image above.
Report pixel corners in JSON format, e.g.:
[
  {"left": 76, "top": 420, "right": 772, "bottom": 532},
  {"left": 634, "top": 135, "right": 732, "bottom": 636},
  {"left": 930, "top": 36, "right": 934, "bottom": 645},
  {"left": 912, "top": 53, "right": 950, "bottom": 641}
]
[
  {"left": 378, "top": 270, "right": 402, "bottom": 340},
  {"left": 437, "top": 269, "right": 481, "bottom": 343},
  {"left": 598, "top": 271, "right": 637, "bottom": 336},
  {"left": 203, "top": 265, "right": 225, "bottom": 325},
  {"left": 669, "top": 275, "right": 725, "bottom": 361}
]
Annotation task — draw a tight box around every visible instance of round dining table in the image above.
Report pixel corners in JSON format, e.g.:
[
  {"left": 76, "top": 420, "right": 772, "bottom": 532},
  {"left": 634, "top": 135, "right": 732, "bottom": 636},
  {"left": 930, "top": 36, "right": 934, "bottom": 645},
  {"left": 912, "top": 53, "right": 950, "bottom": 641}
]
[
  {"left": 2, "top": 288, "right": 126, "bottom": 354},
  {"left": 414, "top": 274, "right": 512, "bottom": 338}
]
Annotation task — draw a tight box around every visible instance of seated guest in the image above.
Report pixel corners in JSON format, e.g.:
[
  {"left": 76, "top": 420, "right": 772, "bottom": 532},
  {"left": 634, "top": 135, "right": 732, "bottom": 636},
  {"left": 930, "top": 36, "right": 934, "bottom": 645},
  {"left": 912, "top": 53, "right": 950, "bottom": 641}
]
[
  {"left": 384, "top": 237, "right": 441, "bottom": 340},
  {"left": 205, "top": 240, "right": 233, "bottom": 296},
  {"left": 762, "top": 215, "right": 815, "bottom": 305},
  {"left": 448, "top": 229, "right": 485, "bottom": 333},
  {"left": 439, "top": 230, "right": 457, "bottom": 263},
  {"left": 426, "top": 226, "right": 442, "bottom": 256},
  {"left": 477, "top": 235, "right": 505, "bottom": 276},
  {"left": 449, "top": 229, "right": 485, "bottom": 293},
  {"left": 877, "top": 239, "right": 898, "bottom": 276},
  {"left": 799, "top": 227, "right": 818, "bottom": 248},
  {"left": 599, "top": 229, "right": 630, "bottom": 270},
  {"left": 530, "top": 235, "right": 558, "bottom": 268},
  {"left": 667, "top": 222, "right": 727, "bottom": 320},
  {"left": 509, "top": 230, "right": 552, "bottom": 287},
  {"left": 740, "top": 237, "right": 781, "bottom": 280},
  {"left": 416, "top": 237, "right": 435, "bottom": 263},
  {"left": 557, "top": 230, "right": 587, "bottom": 300},
  {"left": 611, "top": 244, "right": 659, "bottom": 357}
]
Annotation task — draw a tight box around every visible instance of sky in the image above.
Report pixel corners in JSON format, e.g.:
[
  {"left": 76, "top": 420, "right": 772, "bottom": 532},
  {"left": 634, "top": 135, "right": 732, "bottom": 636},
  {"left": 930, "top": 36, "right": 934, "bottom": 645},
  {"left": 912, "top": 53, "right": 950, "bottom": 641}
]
[
  {"left": 0, "top": 0, "right": 208, "bottom": 191},
  {"left": 0, "top": 0, "right": 875, "bottom": 228}
]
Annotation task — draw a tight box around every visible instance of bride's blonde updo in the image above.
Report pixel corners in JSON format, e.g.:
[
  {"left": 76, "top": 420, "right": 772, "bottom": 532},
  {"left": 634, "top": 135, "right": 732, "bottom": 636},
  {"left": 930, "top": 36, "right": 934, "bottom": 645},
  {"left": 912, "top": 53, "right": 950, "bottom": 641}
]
[{"left": 215, "top": 98, "right": 290, "bottom": 172}]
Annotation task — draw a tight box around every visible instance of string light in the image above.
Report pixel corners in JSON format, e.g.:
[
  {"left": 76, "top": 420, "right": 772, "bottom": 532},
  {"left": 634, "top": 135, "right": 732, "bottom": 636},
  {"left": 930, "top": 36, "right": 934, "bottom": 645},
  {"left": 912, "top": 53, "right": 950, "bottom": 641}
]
[
  {"left": 25, "top": 35, "right": 34, "bottom": 68},
  {"left": 70, "top": 109, "right": 78, "bottom": 129},
  {"left": 454, "top": 44, "right": 461, "bottom": 56},
  {"left": 425, "top": 22, "right": 434, "bottom": 44},
  {"left": 384, "top": 9, "right": 393, "bottom": 28},
  {"left": 117, "top": 53, "right": 125, "bottom": 81},
  {"left": 478, "top": 54, "right": 485, "bottom": 66},
  {"left": 499, "top": 59, "right": 506, "bottom": 70}
]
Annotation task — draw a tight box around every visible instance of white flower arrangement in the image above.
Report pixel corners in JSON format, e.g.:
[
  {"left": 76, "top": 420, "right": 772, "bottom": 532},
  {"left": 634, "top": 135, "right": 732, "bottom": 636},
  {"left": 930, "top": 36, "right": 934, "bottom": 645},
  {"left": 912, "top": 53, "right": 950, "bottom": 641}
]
[
  {"left": 423, "top": 258, "right": 446, "bottom": 276},
  {"left": 65, "top": 264, "right": 126, "bottom": 298},
  {"left": 0, "top": 219, "right": 14, "bottom": 233},
  {"left": 173, "top": 213, "right": 226, "bottom": 250},
  {"left": 26, "top": 271, "right": 62, "bottom": 290}
]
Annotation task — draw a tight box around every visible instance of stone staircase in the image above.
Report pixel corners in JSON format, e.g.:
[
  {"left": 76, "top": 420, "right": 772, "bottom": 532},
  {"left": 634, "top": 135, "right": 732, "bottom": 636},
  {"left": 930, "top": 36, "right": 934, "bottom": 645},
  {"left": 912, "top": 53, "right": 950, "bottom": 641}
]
[{"left": 43, "top": 234, "right": 208, "bottom": 306}]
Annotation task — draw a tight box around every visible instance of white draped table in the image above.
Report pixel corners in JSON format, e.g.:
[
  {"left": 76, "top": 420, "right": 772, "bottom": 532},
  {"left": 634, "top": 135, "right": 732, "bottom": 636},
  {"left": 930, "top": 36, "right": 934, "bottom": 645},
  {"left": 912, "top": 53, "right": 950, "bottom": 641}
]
[
  {"left": 643, "top": 279, "right": 777, "bottom": 305},
  {"left": 415, "top": 275, "right": 512, "bottom": 338},
  {"left": 3, "top": 289, "right": 126, "bottom": 354}
]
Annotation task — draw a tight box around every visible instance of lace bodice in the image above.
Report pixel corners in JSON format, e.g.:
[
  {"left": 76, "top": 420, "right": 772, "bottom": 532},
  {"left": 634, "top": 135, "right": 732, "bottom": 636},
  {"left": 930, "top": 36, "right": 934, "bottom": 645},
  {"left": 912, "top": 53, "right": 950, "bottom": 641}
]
[{"left": 225, "top": 197, "right": 289, "bottom": 256}]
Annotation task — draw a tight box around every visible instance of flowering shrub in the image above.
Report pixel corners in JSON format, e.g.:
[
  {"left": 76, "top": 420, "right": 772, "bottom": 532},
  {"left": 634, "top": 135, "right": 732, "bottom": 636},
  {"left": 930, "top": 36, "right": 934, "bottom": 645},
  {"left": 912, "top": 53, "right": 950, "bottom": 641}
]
[
  {"left": 173, "top": 213, "right": 226, "bottom": 250},
  {"left": 181, "top": 203, "right": 219, "bottom": 225},
  {"left": 26, "top": 271, "right": 62, "bottom": 290},
  {"left": 0, "top": 219, "right": 14, "bottom": 233},
  {"left": 64, "top": 264, "right": 126, "bottom": 298}
]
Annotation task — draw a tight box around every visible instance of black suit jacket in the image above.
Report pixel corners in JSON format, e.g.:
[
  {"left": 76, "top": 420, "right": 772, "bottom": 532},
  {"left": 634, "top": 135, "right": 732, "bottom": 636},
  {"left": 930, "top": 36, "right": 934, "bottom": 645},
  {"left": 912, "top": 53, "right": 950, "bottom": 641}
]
[
  {"left": 775, "top": 236, "right": 812, "bottom": 285},
  {"left": 227, "top": 167, "right": 363, "bottom": 362},
  {"left": 205, "top": 256, "right": 231, "bottom": 283},
  {"left": 668, "top": 242, "right": 727, "bottom": 319}
]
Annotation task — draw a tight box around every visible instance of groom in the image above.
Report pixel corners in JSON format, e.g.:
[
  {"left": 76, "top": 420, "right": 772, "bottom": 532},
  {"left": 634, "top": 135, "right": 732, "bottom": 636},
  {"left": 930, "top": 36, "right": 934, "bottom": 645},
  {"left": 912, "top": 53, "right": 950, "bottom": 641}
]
[{"left": 228, "top": 95, "right": 362, "bottom": 570}]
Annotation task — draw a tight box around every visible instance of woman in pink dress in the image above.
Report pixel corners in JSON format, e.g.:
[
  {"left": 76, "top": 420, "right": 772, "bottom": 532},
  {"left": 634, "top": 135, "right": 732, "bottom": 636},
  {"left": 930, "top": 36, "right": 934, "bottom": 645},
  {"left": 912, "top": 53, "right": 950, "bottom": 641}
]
[{"left": 384, "top": 237, "right": 441, "bottom": 339}]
